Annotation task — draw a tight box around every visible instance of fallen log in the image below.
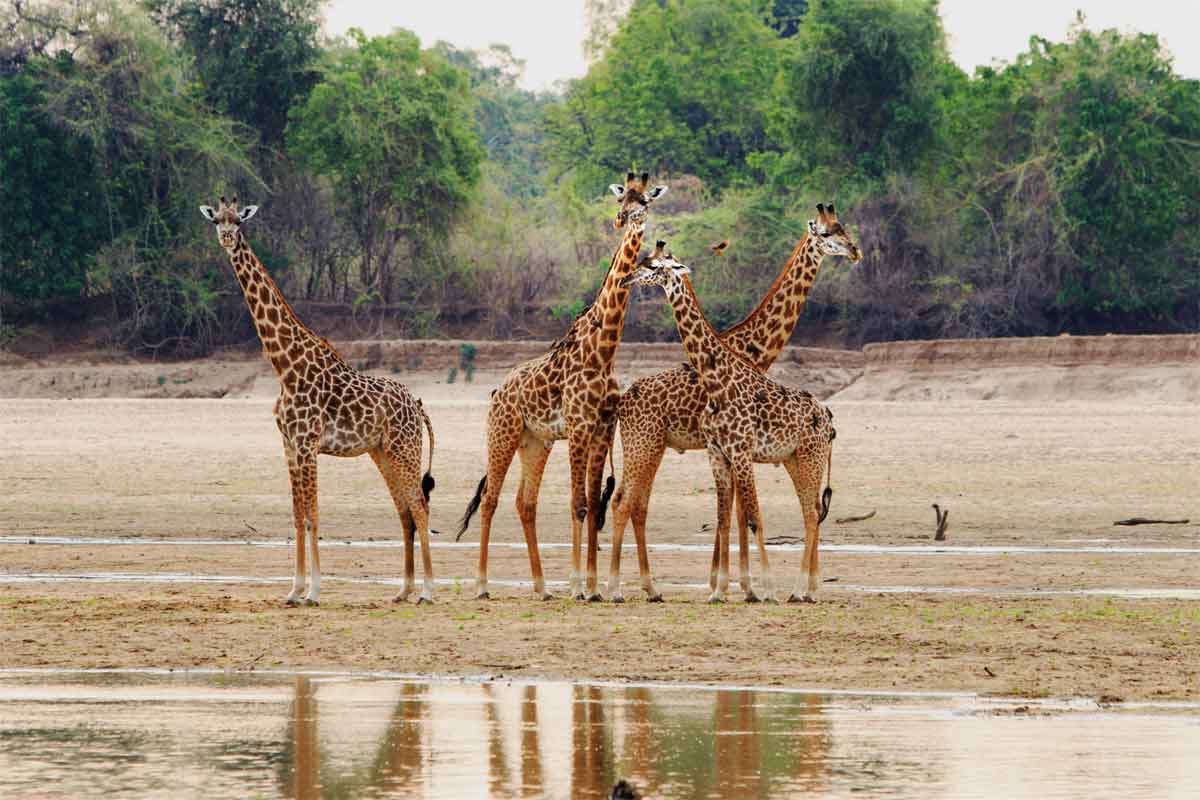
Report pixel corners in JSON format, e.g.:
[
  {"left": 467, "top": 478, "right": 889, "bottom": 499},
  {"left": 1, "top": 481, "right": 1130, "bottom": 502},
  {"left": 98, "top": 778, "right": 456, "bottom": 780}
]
[
  {"left": 1113, "top": 517, "right": 1190, "bottom": 526},
  {"left": 835, "top": 510, "right": 876, "bottom": 524}
]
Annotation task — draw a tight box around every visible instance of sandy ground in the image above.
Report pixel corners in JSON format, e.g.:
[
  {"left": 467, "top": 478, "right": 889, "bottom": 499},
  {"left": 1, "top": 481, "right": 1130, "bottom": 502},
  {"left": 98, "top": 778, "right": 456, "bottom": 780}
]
[{"left": 2, "top": 372, "right": 1199, "bottom": 700}]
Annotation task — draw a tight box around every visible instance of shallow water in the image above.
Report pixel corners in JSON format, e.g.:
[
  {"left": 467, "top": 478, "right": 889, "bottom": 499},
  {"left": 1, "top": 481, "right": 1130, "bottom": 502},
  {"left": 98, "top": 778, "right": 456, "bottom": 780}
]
[
  {"left": 5, "top": 570, "right": 1200, "bottom": 600},
  {"left": 5, "top": 534, "right": 1200, "bottom": 556},
  {"left": 1, "top": 671, "right": 1198, "bottom": 799}
]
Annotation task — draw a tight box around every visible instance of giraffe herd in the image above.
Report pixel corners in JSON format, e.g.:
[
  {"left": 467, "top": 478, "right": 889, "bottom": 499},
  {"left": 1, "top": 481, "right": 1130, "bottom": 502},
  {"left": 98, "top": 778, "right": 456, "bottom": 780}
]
[{"left": 199, "top": 172, "right": 861, "bottom": 606}]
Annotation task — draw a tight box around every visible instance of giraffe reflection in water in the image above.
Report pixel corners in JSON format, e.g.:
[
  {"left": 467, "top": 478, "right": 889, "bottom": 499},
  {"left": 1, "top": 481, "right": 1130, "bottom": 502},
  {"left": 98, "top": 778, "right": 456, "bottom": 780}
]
[{"left": 278, "top": 678, "right": 830, "bottom": 799}]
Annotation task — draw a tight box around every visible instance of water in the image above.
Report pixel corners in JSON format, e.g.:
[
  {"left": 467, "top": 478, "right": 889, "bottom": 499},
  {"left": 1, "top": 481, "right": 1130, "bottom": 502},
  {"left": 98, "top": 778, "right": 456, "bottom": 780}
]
[
  {"left": 1, "top": 671, "right": 1198, "bottom": 799},
  {"left": 5, "top": 571, "right": 1200, "bottom": 600}
]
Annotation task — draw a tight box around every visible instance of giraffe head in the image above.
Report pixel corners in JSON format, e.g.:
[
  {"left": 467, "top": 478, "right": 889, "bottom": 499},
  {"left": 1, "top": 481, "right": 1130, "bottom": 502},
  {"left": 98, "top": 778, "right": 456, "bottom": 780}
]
[
  {"left": 807, "top": 203, "right": 861, "bottom": 262},
  {"left": 621, "top": 240, "right": 690, "bottom": 294},
  {"left": 608, "top": 172, "right": 668, "bottom": 231},
  {"left": 199, "top": 195, "right": 259, "bottom": 253}
]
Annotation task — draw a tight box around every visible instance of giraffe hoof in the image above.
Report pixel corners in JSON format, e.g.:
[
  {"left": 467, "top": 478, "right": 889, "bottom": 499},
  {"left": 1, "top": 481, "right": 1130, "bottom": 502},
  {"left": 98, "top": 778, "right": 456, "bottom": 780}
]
[
  {"left": 475, "top": 591, "right": 491, "bottom": 601},
  {"left": 301, "top": 598, "right": 319, "bottom": 607},
  {"left": 284, "top": 598, "right": 299, "bottom": 608},
  {"left": 706, "top": 595, "right": 726, "bottom": 605},
  {"left": 587, "top": 593, "right": 604, "bottom": 603},
  {"left": 787, "top": 594, "right": 817, "bottom": 604},
  {"left": 744, "top": 593, "right": 761, "bottom": 604},
  {"left": 416, "top": 596, "right": 433, "bottom": 605},
  {"left": 610, "top": 594, "right": 625, "bottom": 604},
  {"left": 539, "top": 592, "right": 555, "bottom": 602},
  {"left": 572, "top": 593, "right": 587, "bottom": 602},
  {"left": 392, "top": 594, "right": 411, "bottom": 604},
  {"left": 646, "top": 594, "right": 664, "bottom": 604}
]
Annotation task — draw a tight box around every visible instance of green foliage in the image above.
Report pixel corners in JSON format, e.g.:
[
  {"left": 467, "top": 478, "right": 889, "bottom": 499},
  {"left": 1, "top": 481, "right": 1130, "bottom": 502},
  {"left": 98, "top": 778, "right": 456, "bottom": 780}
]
[
  {"left": 769, "top": 0, "right": 953, "bottom": 182},
  {"left": 0, "top": 67, "right": 106, "bottom": 303},
  {"left": 147, "top": 0, "right": 324, "bottom": 146},
  {"left": 545, "top": 0, "right": 783, "bottom": 195},
  {"left": 938, "top": 23, "right": 1200, "bottom": 328},
  {"left": 287, "top": 29, "right": 484, "bottom": 305},
  {"left": 433, "top": 43, "right": 557, "bottom": 194}
]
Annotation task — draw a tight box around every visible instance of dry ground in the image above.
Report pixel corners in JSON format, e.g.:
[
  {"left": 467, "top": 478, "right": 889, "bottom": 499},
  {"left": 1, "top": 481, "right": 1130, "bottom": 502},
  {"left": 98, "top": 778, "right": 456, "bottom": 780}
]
[{"left": 2, "top": 373, "right": 1198, "bottom": 700}]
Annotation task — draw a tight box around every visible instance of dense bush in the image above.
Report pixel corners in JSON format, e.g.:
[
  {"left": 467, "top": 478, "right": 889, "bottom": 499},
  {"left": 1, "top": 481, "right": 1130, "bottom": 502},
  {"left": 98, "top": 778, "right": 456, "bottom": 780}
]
[{"left": 1, "top": 0, "right": 1196, "bottom": 353}]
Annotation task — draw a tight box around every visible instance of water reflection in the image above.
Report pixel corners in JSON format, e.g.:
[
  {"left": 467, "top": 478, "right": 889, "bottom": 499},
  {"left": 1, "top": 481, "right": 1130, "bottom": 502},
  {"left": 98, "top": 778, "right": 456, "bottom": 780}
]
[
  {"left": 1, "top": 672, "right": 1199, "bottom": 799},
  {"left": 272, "top": 678, "right": 831, "bottom": 799}
]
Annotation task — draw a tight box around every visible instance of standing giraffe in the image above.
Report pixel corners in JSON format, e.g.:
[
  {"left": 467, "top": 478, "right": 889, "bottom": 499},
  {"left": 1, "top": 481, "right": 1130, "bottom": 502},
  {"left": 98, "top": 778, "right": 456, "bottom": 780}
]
[
  {"left": 608, "top": 205, "right": 860, "bottom": 601},
  {"left": 455, "top": 173, "right": 668, "bottom": 601},
  {"left": 621, "top": 242, "right": 839, "bottom": 603},
  {"left": 199, "top": 197, "right": 436, "bottom": 605}
]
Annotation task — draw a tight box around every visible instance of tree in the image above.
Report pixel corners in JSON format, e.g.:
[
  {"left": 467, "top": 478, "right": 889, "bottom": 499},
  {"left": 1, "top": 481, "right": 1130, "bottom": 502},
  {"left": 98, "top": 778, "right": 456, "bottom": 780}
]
[
  {"left": 433, "top": 42, "right": 557, "bottom": 194},
  {"left": 769, "top": 0, "right": 952, "bottom": 182},
  {"left": 146, "top": 0, "right": 324, "bottom": 148},
  {"left": 0, "top": 64, "right": 106, "bottom": 305},
  {"left": 16, "top": 1, "right": 259, "bottom": 352},
  {"left": 545, "top": 0, "right": 783, "bottom": 196},
  {"left": 938, "top": 23, "right": 1200, "bottom": 330},
  {"left": 287, "top": 29, "right": 483, "bottom": 306}
]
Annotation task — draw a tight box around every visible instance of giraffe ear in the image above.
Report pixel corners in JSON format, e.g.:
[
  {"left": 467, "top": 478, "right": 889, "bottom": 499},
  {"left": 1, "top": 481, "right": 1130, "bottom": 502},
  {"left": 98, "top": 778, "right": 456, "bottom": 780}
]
[
  {"left": 609, "top": 184, "right": 626, "bottom": 199},
  {"left": 647, "top": 185, "right": 668, "bottom": 201},
  {"left": 808, "top": 219, "right": 819, "bottom": 235},
  {"left": 238, "top": 205, "right": 259, "bottom": 222},
  {"left": 672, "top": 264, "right": 692, "bottom": 277},
  {"left": 199, "top": 205, "right": 217, "bottom": 222}
]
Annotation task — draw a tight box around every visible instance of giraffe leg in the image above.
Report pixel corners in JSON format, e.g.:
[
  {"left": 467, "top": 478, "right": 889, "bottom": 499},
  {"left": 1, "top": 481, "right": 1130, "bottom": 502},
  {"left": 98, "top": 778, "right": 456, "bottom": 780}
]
[
  {"left": 370, "top": 450, "right": 416, "bottom": 602},
  {"left": 515, "top": 431, "right": 553, "bottom": 600},
  {"left": 584, "top": 419, "right": 615, "bottom": 601},
  {"left": 566, "top": 425, "right": 593, "bottom": 601},
  {"left": 609, "top": 421, "right": 666, "bottom": 602},
  {"left": 783, "top": 452, "right": 825, "bottom": 603},
  {"left": 407, "top": 485, "right": 436, "bottom": 604},
  {"left": 293, "top": 443, "right": 321, "bottom": 606},
  {"left": 705, "top": 445, "right": 733, "bottom": 604},
  {"left": 475, "top": 405, "right": 522, "bottom": 600},
  {"left": 283, "top": 440, "right": 315, "bottom": 606},
  {"left": 734, "top": 492, "right": 758, "bottom": 602},
  {"left": 732, "top": 459, "right": 772, "bottom": 603}
]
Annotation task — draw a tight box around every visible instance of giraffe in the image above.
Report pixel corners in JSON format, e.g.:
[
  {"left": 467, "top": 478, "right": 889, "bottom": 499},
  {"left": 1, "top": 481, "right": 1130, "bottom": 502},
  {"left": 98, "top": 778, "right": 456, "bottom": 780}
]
[
  {"left": 455, "top": 172, "right": 668, "bottom": 601},
  {"left": 199, "top": 196, "right": 437, "bottom": 605},
  {"left": 621, "top": 242, "right": 840, "bottom": 603},
  {"left": 607, "top": 205, "right": 860, "bottom": 602}
]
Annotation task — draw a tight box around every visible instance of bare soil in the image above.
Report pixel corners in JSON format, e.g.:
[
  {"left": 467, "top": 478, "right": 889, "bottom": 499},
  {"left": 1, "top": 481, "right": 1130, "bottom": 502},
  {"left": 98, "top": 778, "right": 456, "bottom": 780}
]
[{"left": 1, "top": 341, "right": 1198, "bottom": 700}]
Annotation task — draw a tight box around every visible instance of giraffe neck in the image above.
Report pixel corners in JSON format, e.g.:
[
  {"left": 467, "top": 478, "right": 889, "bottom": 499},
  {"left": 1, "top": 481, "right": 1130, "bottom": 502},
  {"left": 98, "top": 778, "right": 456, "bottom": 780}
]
[
  {"left": 585, "top": 223, "right": 645, "bottom": 365},
  {"left": 719, "top": 232, "right": 823, "bottom": 371},
  {"left": 665, "top": 276, "right": 753, "bottom": 395},
  {"left": 226, "top": 234, "right": 335, "bottom": 376}
]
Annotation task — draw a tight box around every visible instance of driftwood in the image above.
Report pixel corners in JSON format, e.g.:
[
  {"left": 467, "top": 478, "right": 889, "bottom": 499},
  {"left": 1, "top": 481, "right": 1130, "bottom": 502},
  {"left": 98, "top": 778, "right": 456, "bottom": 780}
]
[
  {"left": 1113, "top": 517, "right": 1190, "bottom": 526},
  {"left": 835, "top": 510, "right": 876, "bottom": 524},
  {"left": 765, "top": 535, "right": 803, "bottom": 545},
  {"left": 932, "top": 504, "right": 949, "bottom": 541}
]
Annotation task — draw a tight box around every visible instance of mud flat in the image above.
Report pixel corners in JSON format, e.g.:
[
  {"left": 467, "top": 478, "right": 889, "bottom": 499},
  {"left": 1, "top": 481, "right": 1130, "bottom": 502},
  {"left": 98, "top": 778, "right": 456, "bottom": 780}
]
[{"left": 1, "top": 381, "right": 1197, "bottom": 699}]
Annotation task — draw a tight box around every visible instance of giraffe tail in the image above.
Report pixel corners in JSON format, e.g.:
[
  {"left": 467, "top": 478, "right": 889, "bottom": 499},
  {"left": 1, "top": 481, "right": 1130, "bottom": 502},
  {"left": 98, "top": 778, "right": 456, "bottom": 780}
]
[
  {"left": 455, "top": 475, "right": 487, "bottom": 541},
  {"left": 419, "top": 400, "right": 435, "bottom": 503},
  {"left": 595, "top": 445, "right": 617, "bottom": 531},
  {"left": 819, "top": 444, "right": 833, "bottom": 524}
]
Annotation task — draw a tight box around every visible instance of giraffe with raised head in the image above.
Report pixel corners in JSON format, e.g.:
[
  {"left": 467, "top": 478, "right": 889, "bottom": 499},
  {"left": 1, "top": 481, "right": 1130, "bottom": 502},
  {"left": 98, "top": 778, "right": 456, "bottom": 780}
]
[
  {"left": 607, "top": 205, "right": 859, "bottom": 602},
  {"left": 199, "top": 196, "right": 437, "bottom": 605},
  {"left": 621, "top": 241, "right": 840, "bottom": 603},
  {"left": 455, "top": 173, "right": 668, "bottom": 601}
]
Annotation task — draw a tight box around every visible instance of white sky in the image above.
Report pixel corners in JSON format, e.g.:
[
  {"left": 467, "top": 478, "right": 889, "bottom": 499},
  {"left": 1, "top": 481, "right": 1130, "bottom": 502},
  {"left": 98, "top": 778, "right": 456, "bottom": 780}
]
[{"left": 323, "top": 0, "right": 1200, "bottom": 91}]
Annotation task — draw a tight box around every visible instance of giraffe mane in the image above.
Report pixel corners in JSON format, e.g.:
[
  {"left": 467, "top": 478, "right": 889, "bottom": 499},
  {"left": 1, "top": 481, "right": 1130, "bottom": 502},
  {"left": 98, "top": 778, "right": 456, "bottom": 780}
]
[{"left": 719, "top": 230, "right": 811, "bottom": 340}]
